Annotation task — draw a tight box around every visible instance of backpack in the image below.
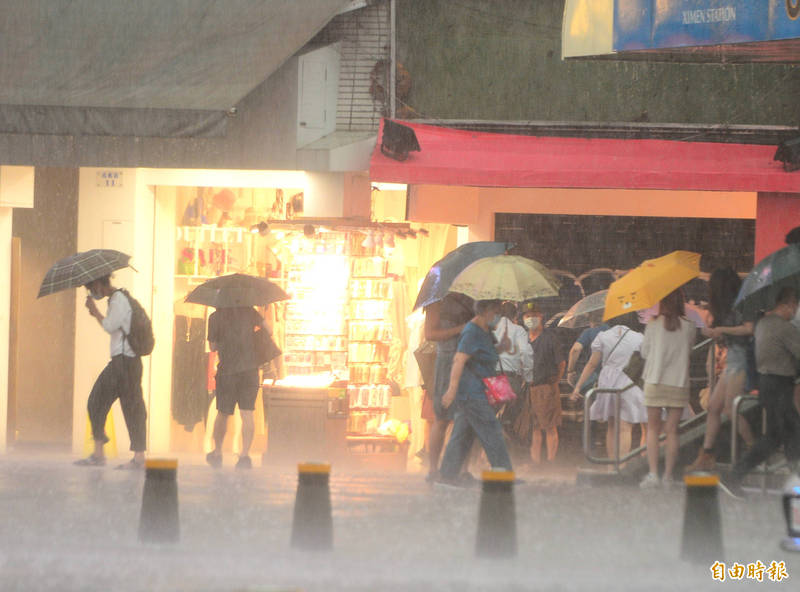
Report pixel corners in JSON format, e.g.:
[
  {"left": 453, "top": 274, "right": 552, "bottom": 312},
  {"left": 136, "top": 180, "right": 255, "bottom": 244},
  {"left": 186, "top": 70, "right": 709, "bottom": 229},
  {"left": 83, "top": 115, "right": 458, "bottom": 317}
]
[{"left": 117, "top": 289, "right": 155, "bottom": 356}]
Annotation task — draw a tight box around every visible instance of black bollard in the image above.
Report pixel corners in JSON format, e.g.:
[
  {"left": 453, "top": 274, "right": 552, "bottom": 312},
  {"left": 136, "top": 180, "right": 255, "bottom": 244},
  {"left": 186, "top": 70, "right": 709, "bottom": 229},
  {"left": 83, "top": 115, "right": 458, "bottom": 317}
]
[
  {"left": 780, "top": 473, "right": 800, "bottom": 552},
  {"left": 475, "top": 469, "right": 517, "bottom": 558},
  {"left": 681, "top": 473, "right": 723, "bottom": 563},
  {"left": 291, "top": 462, "right": 333, "bottom": 551},
  {"left": 138, "top": 459, "right": 180, "bottom": 544}
]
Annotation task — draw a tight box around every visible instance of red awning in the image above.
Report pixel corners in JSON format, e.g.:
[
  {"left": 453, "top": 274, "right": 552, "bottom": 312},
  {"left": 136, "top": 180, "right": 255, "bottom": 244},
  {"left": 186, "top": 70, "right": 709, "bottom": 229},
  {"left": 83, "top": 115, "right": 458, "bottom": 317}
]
[{"left": 369, "top": 120, "right": 800, "bottom": 192}]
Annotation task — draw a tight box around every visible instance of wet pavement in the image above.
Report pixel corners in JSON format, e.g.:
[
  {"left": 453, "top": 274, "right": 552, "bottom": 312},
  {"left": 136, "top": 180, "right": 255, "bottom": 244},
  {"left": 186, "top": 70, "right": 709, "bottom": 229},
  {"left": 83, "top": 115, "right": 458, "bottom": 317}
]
[{"left": 0, "top": 451, "right": 796, "bottom": 591}]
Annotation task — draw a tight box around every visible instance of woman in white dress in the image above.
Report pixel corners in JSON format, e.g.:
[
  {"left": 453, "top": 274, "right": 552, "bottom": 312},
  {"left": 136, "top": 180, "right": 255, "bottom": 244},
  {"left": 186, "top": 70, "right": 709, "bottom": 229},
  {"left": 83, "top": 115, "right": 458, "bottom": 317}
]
[{"left": 570, "top": 313, "right": 648, "bottom": 461}]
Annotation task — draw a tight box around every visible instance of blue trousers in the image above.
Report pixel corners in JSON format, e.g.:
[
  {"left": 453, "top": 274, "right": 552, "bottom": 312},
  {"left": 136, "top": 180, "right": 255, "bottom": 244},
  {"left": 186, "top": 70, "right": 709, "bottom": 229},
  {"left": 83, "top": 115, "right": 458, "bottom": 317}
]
[{"left": 439, "top": 396, "right": 512, "bottom": 479}]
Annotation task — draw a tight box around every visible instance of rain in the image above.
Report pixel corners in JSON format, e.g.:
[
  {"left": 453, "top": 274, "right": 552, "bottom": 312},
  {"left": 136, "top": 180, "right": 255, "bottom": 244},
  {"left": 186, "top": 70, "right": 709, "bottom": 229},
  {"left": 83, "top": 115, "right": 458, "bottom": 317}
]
[{"left": 2, "top": 2, "right": 800, "bottom": 591}]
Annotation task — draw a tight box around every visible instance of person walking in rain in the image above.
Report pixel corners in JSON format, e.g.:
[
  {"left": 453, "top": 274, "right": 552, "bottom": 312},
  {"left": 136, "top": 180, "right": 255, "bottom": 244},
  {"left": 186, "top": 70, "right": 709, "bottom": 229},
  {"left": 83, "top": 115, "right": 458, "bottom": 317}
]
[
  {"left": 721, "top": 287, "right": 800, "bottom": 498},
  {"left": 75, "top": 275, "right": 147, "bottom": 468},
  {"left": 438, "top": 299, "right": 513, "bottom": 485},
  {"left": 205, "top": 306, "right": 268, "bottom": 469},
  {"left": 423, "top": 292, "right": 476, "bottom": 482}
]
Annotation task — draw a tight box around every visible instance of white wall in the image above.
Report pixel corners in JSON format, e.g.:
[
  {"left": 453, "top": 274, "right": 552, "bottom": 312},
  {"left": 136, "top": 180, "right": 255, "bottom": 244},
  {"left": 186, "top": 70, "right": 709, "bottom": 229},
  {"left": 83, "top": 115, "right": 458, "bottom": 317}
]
[
  {"left": 0, "top": 166, "right": 34, "bottom": 453},
  {"left": 0, "top": 207, "right": 11, "bottom": 452},
  {"left": 74, "top": 168, "right": 145, "bottom": 455}
]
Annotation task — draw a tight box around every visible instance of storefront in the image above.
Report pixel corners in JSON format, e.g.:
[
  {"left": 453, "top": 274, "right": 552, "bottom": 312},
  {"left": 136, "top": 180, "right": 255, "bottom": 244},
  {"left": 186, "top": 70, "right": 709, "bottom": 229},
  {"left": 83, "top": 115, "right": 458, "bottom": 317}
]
[{"left": 67, "top": 166, "right": 457, "bottom": 469}]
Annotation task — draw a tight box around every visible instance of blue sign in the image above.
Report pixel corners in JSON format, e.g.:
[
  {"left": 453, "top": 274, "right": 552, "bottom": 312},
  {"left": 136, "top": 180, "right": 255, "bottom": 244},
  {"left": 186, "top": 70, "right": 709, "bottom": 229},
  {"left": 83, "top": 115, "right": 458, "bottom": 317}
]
[{"left": 614, "top": 0, "right": 800, "bottom": 50}]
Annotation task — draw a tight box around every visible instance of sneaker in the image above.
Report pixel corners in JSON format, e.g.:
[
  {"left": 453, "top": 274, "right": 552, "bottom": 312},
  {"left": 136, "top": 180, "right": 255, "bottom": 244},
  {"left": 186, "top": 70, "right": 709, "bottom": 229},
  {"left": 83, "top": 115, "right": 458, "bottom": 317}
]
[
  {"left": 74, "top": 455, "right": 105, "bottom": 467},
  {"left": 718, "top": 473, "right": 746, "bottom": 500},
  {"left": 639, "top": 472, "right": 661, "bottom": 489},
  {"left": 662, "top": 476, "right": 682, "bottom": 491},
  {"left": 206, "top": 451, "right": 222, "bottom": 468},
  {"left": 685, "top": 450, "right": 716, "bottom": 474},
  {"left": 235, "top": 455, "right": 252, "bottom": 470},
  {"left": 115, "top": 459, "right": 145, "bottom": 471}
]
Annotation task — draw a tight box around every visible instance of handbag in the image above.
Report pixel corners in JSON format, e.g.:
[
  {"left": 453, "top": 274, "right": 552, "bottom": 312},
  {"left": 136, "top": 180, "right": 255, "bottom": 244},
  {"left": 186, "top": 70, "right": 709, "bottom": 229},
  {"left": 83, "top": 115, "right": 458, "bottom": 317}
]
[
  {"left": 623, "top": 350, "right": 645, "bottom": 388},
  {"left": 472, "top": 357, "right": 517, "bottom": 406},
  {"left": 413, "top": 341, "right": 437, "bottom": 391},
  {"left": 253, "top": 326, "right": 281, "bottom": 366},
  {"left": 483, "top": 373, "right": 517, "bottom": 406}
]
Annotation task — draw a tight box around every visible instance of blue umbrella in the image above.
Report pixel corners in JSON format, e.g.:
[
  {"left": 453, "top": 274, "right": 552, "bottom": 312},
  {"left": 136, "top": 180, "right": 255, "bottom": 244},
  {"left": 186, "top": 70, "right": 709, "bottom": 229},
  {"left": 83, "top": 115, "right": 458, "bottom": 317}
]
[{"left": 413, "top": 241, "right": 512, "bottom": 310}]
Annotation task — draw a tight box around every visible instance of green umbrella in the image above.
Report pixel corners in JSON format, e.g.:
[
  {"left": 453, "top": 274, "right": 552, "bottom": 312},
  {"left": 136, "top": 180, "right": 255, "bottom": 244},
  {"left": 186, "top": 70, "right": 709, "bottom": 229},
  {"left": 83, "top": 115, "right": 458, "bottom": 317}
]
[{"left": 735, "top": 243, "right": 800, "bottom": 317}]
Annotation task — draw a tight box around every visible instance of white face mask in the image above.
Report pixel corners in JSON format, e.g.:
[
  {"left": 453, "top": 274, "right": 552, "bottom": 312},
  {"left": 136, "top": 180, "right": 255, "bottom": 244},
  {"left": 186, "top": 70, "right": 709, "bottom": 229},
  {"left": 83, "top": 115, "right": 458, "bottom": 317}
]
[{"left": 524, "top": 316, "right": 540, "bottom": 330}]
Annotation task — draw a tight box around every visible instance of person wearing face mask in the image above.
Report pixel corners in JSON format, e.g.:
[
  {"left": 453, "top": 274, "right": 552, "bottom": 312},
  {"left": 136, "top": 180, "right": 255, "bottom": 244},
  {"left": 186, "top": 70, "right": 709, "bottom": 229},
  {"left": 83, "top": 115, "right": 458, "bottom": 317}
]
[
  {"left": 512, "top": 301, "right": 565, "bottom": 466},
  {"left": 437, "top": 299, "right": 513, "bottom": 486},
  {"left": 75, "top": 275, "right": 147, "bottom": 468}
]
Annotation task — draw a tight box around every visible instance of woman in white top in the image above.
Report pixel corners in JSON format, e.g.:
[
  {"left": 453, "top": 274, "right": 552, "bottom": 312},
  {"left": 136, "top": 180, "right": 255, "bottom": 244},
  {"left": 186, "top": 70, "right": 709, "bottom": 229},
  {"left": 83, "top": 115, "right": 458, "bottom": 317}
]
[
  {"left": 571, "top": 313, "right": 647, "bottom": 462},
  {"left": 639, "top": 288, "right": 696, "bottom": 488}
]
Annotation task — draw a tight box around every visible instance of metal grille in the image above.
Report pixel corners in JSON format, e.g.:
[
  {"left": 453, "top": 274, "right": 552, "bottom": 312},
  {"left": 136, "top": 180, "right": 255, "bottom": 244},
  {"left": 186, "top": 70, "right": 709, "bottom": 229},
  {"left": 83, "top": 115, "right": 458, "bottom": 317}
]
[{"left": 313, "top": 1, "right": 390, "bottom": 132}]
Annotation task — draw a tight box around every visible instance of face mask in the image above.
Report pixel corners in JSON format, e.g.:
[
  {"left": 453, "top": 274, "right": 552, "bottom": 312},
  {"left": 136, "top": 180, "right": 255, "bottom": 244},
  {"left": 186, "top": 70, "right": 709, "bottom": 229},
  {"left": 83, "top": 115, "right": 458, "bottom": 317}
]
[
  {"left": 524, "top": 316, "right": 540, "bottom": 330},
  {"left": 488, "top": 314, "right": 500, "bottom": 329},
  {"left": 90, "top": 289, "right": 103, "bottom": 300}
]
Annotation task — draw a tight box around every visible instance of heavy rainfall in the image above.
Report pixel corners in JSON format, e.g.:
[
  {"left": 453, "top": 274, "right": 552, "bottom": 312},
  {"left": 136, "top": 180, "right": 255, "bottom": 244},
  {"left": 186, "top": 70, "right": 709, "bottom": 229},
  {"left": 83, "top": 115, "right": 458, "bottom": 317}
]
[{"left": 2, "top": 1, "right": 800, "bottom": 592}]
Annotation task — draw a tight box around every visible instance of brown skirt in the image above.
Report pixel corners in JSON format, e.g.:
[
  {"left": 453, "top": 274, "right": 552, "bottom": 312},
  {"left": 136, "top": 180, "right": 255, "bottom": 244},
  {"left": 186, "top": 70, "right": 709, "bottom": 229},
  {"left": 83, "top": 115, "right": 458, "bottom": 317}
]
[{"left": 511, "top": 383, "right": 562, "bottom": 443}]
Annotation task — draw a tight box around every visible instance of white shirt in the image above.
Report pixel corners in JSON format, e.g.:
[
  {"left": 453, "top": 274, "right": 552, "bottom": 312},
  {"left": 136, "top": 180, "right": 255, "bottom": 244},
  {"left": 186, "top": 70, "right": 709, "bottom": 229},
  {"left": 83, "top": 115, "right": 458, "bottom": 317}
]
[
  {"left": 493, "top": 317, "right": 533, "bottom": 380},
  {"left": 641, "top": 316, "right": 695, "bottom": 388},
  {"left": 101, "top": 290, "right": 134, "bottom": 357}
]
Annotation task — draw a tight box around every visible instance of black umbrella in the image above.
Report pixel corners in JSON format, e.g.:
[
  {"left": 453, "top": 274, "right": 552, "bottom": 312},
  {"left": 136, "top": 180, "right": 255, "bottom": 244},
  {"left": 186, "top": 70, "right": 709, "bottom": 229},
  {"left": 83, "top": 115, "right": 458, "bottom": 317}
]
[
  {"left": 38, "top": 249, "right": 131, "bottom": 298},
  {"left": 734, "top": 243, "right": 800, "bottom": 317},
  {"left": 185, "top": 273, "right": 289, "bottom": 308}
]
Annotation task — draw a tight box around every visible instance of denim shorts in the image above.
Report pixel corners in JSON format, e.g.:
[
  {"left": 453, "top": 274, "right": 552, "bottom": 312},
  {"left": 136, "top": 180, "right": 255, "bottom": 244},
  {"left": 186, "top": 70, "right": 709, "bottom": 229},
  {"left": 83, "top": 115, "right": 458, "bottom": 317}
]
[{"left": 723, "top": 346, "right": 747, "bottom": 376}]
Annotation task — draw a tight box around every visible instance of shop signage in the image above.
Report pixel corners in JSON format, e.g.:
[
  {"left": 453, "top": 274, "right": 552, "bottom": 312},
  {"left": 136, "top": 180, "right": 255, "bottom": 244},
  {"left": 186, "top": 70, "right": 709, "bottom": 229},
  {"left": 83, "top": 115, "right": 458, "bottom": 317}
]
[
  {"left": 614, "top": 0, "right": 800, "bottom": 51},
  {"left": 96, "top": 170, "right": 123, "bottom": 188}
]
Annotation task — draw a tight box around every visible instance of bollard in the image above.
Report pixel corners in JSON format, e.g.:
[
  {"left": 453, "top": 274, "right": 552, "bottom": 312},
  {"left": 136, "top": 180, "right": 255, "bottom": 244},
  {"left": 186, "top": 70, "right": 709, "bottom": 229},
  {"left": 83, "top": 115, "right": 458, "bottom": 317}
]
[
  {"left": 291, "top": 462, "right": 333, "bottom": 551},
  {"left": 780, "top": 473, "right": 800, "bottom": 552},
  {"left": 681, "top": 473, "right": 723, "bottom": 563},
  {"left": 475, "top": 468, "right": 517, "bottom": 558},
  {"left": 138, "top": 459, "right": 180, "bottom": 544}
]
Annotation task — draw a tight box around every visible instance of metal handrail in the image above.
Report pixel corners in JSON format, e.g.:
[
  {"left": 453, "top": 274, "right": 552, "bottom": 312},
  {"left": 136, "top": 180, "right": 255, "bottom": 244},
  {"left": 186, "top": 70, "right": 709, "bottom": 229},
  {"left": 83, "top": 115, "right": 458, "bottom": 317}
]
[{"left": 581, "top": 336, "right": 714, "bottom": 471}]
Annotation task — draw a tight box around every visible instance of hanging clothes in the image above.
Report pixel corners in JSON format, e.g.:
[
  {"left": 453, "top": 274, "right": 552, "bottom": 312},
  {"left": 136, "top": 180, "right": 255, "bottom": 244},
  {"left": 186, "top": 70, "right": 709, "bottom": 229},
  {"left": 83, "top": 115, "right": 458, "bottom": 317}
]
[{"left": 171, "top": 315, "right": 209, "bottom": 431}]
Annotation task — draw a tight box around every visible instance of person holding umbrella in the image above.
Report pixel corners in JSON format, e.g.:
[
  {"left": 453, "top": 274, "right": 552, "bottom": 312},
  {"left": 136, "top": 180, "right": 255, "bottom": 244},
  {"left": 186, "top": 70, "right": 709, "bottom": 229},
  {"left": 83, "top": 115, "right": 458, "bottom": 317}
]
[
  {"left": 184, "top": 273, "right": 287, "bottom": 469},
  {"left": 721, "top": 287, "right": 800, "bottom": 498},
  {"left": 77, "top": 274, "right": 148, "bottom": 468},
  {"left": 37, "top": 248, "right": 147, "bottom": 468},
  {"left": 438, "top": 299, "right": 513, "bottom": 485},
  {"left": 205, "top": 306, "right": 268, "bottom": 469}
]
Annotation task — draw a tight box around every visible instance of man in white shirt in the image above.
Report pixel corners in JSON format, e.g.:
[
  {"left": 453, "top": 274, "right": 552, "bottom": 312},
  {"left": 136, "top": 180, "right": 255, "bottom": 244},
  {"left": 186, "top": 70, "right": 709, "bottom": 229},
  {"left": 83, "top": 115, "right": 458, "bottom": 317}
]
[{"left": 75, "top": 274, "right": 147, "bottom": 468}]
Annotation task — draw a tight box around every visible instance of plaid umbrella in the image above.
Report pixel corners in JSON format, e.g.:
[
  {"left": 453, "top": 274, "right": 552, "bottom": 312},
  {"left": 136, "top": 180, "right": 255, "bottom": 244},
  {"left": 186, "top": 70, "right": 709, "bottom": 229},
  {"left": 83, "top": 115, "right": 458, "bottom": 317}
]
[
  {"left": 185, "top": 273, "right": 289, "bottom": 308},
  {"left": 38, "top": 249, "right": 131, "bottom": 298}
]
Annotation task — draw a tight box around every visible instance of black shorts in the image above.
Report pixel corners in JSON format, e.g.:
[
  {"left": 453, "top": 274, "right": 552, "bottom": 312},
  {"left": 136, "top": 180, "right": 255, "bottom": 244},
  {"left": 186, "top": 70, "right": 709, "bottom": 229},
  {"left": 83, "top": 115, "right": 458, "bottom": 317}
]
[{"left": 215, "top": 369, "right": 260, "bottom": 415}]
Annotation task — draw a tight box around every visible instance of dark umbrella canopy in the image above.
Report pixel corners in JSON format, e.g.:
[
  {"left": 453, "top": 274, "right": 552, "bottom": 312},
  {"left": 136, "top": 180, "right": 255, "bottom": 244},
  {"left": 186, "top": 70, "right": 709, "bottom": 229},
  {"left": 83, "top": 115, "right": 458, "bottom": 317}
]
[
  {"left": 412, "top": 241, "right": 512, "bottom": 311},
  {"left": 38, "top": 249, "right": 131, "bottom": 298},
  {"left": 735, "top": 243, "right": 800, "bottom": 317},
  {"left": 185, "top": 273, "right": 289, "bottom": 308}
]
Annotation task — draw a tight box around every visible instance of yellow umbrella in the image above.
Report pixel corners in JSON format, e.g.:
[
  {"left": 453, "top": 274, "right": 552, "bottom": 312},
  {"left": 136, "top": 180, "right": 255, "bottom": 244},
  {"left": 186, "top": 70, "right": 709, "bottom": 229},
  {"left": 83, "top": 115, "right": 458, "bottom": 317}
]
[
  {"left": 448, "top": 254, "right": 559, "bottom": 301},
  {"left": 603, "top": 250, "right": 701, "bottom": 321}
]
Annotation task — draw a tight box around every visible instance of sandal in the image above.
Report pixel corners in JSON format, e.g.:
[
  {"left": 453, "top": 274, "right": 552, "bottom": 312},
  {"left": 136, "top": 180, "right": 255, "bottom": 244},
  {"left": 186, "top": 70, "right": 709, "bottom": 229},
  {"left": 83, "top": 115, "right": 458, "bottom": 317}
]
[
  {"left": 74, "top": 455, "right": 105, "bottom": 467},
  {"left": 115, "top": 459, "right": 145, "bottom": 471}
]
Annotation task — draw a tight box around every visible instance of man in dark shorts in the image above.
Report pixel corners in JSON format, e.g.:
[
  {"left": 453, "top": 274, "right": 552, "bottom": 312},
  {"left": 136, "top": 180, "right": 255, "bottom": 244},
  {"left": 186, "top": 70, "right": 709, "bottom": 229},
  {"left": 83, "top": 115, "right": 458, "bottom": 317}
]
[
  {"left": 515, "top": 301, "right": 565, "bottom": 464},
  {"left": 206, "top": 306, "right": 266, "bottom": 469}
]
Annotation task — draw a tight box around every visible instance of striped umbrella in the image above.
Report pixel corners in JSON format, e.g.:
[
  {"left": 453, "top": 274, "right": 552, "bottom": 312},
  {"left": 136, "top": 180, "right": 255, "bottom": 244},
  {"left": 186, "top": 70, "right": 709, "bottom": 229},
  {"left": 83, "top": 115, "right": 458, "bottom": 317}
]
[{"left": 38, "top": 249, "right": 131, "bottom": 298}]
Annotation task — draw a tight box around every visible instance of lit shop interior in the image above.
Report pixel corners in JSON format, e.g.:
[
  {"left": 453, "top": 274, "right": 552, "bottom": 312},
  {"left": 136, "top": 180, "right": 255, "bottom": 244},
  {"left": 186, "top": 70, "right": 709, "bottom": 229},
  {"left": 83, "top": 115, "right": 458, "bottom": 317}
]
[{"left": 157, "top": 181, "right": 458, "bottom": 469}]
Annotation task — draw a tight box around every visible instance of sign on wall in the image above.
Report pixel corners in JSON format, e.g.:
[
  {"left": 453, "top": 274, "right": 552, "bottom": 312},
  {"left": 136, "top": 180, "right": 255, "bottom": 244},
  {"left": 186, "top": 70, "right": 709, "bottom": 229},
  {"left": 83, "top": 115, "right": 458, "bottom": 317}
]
[{"left": 614, "top": 0, "right": 800, "bottom": 51}]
